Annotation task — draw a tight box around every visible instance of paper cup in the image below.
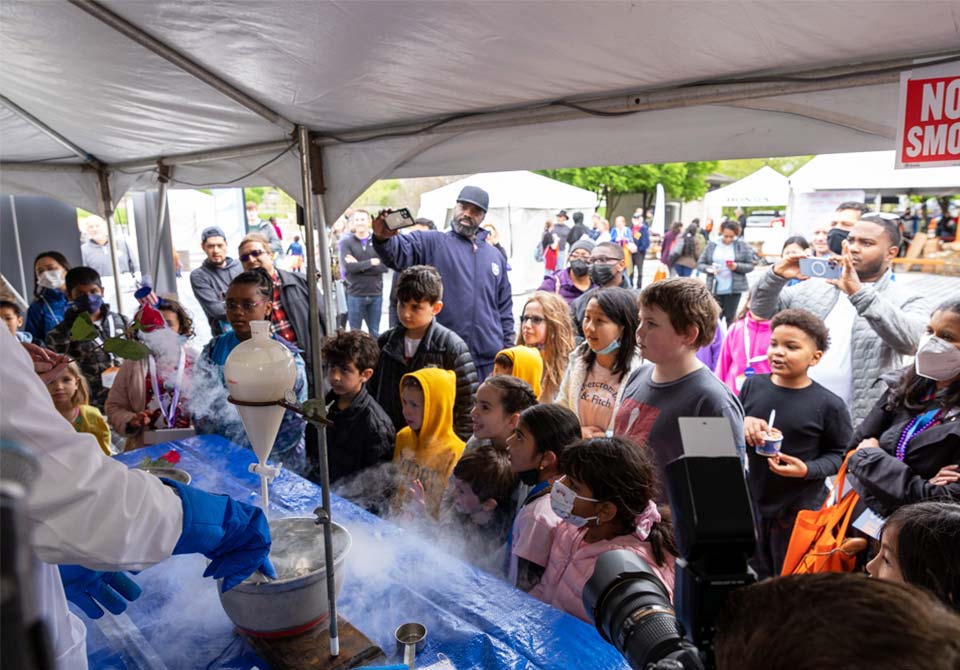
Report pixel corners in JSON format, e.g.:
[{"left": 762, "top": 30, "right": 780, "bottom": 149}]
[{"left": 756, "top": 430, "right": 783, "bottom": 458}]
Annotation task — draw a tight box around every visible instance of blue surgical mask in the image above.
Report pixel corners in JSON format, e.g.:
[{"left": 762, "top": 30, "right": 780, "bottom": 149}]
[
  {"left": 73, "top": 293, "right": 103, "bottom": 314},
  {"left": 590, "top": 338, "right": 621, "bottom": 356}
]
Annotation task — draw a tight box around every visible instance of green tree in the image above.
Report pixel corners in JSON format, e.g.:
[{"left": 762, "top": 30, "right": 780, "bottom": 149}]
[
  {"left": 537, "top": 162, "right": 718, "bottom": 214},
  {"left": 714, "top": 156, "right": 813, "bottom": 180}
]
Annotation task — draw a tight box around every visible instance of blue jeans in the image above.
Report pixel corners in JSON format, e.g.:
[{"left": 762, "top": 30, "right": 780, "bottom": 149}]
[
  {"left": 347, "top": 294, "right": 383, "bottom": 338},
  {"left": 675, "top": 265, "right": 693, "bottom": 277}
]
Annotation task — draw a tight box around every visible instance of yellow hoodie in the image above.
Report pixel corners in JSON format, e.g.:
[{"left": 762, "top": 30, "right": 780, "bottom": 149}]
[
  {"left": 393, "top": 367, "right": 466, "bottom": 518},
  {"left": 496, "top": 346, "right": 544, "bottom": 399}
]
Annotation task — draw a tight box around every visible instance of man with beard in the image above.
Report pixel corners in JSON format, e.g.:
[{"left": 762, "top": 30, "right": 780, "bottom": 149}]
[
  {"left": 750, "top": 216, "right": 929, "bottom": 426},
  {"left": 372, "top": 186, "right": 514, "bottom": 379},
  {"left": 190, "top": 226, "right": 242, "bottom": 337}
]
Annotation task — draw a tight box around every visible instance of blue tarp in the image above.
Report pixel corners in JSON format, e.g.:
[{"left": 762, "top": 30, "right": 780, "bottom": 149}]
[{"left": 85, "top": 435, "right": 629, "bottom": 670}]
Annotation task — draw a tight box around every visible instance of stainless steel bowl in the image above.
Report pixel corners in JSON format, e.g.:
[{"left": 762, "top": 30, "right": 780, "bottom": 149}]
[
  {"left": 217, "top": 517, "right": 351, "bottom": 635},
  {"left": 137, "top": 466, "right": 191, "bottom": 485}
]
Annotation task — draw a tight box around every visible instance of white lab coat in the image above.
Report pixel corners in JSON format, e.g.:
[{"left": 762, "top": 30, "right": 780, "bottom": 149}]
[{"left": 0, "top": 331, "right": 184, "bottom": 669}]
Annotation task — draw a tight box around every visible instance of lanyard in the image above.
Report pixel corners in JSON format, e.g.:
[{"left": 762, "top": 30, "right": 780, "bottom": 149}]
[
  {"left": 148, "top": 348, "right": 186, "bottom": 428},
  {"left": 743, "top": 319, "right": 767, "bottom": 366},
  {"left": 505, "top": 479, "right": 552, "bottom": 575}
]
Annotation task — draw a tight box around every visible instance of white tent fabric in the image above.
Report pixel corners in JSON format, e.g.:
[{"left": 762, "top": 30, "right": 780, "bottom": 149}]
[
  {"left": 703, "top": 166, "right": 790, "bottom": 220},
  {"left": 789, "top": 151, "right": 960, "bottom": 194},
  {"left": 2, "top": 1, "right": 960, "bottom": 221},
  {"left": 418, "top": 171, "right": 598, "bottom": 291}
]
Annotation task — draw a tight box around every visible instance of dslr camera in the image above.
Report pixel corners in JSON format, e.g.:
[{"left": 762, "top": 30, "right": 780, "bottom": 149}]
[{"left": 583, "top": 421, "right": 757, "bottom": 670}]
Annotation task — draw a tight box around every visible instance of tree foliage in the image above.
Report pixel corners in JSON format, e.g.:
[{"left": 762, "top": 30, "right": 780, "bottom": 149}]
[
  {"left": 537, "top": 162, "right": 718, "bottom": 213},
  {"left": 714, "top": 156, "right": 813, "bottom": 180}
]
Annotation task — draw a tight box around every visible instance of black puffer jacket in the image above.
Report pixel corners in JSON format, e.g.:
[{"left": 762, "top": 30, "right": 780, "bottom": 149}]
[
  {"left": 848, "top": 385, "right": 960, "bottom": 516},
  {"left": 325, "top": 387, "right": 396, "bottom": 484},
  {"left": 368, "top": 320, "right": 478, "bottom": 440}
]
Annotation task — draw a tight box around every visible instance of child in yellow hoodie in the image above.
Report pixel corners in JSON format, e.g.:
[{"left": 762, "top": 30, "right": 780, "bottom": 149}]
[
  {"left": 394, "top": 367, "right": 466, "bottom": 518},
  {"left": 492, "top": 346, "right": 544, "bottom": 399}
]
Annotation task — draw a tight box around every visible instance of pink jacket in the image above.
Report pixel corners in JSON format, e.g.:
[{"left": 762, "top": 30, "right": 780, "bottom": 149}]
[
  {"left": 715, "top": 314, "right": 771, "bottom": 396},
  {"left": 104, "top": 350, "right": 196, "bottom": 452},
  {"left": 530, "top": 521, "right": 675, "bottom": 622}
]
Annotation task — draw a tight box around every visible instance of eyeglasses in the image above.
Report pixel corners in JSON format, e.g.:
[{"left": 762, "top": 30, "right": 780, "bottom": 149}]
[
  {"left": 225, "top": 299, "right": 268, "bottom": 313},
  {"left": 239, "top": 249, "right": 266, "bottom": 263},
  {"left": 520, "top": 315, "right": 546, "bottom": 325},
  {"left": 588, "top": 256, "right": 620, "bottom": 265}
]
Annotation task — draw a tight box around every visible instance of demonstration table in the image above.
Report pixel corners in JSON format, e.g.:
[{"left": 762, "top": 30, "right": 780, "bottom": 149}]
[{"left": 84, "top": 435, "right": 628, "bottom": 670}]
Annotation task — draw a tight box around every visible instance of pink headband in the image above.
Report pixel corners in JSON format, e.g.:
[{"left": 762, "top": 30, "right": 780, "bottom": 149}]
[{"left": 634, "top": 499, "right": 662, "bottom": 541}]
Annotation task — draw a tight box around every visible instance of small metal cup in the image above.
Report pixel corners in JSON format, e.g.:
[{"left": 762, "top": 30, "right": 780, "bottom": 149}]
[{"left": 394, "top": 622, "right": 427, "bottom": 669}]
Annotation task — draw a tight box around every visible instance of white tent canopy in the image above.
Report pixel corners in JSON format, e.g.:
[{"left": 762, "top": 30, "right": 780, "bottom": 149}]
[
  {"left": 418, "top": 171, "right": 598, "bottom": 290},
  {"left": 2, "top": 1, "right": 960, "bottom": 224},
  {"left": 703, "top": 166, "right": 789, "bottom": 220},
  {"left": 789, "top": 150, "right": 960, "bottom": 195}
]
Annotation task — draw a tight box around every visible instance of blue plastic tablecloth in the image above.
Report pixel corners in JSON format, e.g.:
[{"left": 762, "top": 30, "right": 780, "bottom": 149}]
[{"left": 85, "top": 435, "right": 628, "bottom": 670}]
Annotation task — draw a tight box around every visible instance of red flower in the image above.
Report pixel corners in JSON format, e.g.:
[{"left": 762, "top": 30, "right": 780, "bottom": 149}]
[
  {"left": 136, "top": 304, "right": 166, "bottom": 333},
  {"left": 160, "top": 450, "right": 181, "bottom": 465}
]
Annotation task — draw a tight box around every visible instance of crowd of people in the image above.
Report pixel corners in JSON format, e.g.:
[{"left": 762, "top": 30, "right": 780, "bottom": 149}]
[{"left": 4, "top": 186, "right": 958, "bottom": 665}]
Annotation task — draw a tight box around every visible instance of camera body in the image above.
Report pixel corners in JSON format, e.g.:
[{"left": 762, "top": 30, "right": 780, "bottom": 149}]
[
  {"left": 584, "top": 453, "right": 757, "bottom": 670},
  {"left": 798, "top": 256, "right": 841, "bottom": 280}
]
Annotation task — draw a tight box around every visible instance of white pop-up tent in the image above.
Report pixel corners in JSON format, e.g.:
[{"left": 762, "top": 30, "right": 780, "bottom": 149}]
[
  {"left": 703, "top": 166, "right": 790, "bottom": 221},
  {"left": 786, "top": 150, "right": 960, "bottom": 233},
  {"left": 3, "top": 2, "right": 960, "bottom": 335},
  {"left": 418, "top": 171, "right": 598, "bottom": 290}
]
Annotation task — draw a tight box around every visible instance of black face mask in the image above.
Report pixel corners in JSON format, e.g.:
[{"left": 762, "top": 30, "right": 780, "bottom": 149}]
[
  {"left": 517, "top": 469, "right": 541, "bottom": 487},
  {"left": 589, "top": 263, "right": 615, "bottom": 286},
  {"left": 569, "top": 259, "right": 589, "bottom": 277},
  {"left": 827, "top": 227, "right": 849, "bottom": 255}
]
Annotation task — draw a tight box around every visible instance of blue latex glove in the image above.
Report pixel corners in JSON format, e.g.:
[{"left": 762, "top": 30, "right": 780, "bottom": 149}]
[
  {"left": 58, "top": 565, "right": 142, "bottom": 619},
  {"left": 162, "top": 478, "right": 276, "bottom": 592}
]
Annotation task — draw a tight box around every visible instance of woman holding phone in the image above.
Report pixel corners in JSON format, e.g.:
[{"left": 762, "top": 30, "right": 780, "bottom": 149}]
[{"left": 697, "top": 221, "right": 756, "bottom": 326}]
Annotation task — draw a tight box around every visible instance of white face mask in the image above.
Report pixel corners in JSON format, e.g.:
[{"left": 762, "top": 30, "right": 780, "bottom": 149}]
[
  {"left": 37, "top": 269, "right": 64, "bottom": 290},
  {"left": 550, "top": 477, "right": 599, "bottom": 528},
  {"left": 915, "top": 334, "right": 960, "bottom": 381}
]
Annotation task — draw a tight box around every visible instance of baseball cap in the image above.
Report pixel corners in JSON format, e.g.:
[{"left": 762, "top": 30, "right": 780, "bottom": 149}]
[
  {"left": 201, "top": 226, "right": 227, "bottom": 243},
  {"left": 456, "top": 185, "right": 489, "bottom": 213}
]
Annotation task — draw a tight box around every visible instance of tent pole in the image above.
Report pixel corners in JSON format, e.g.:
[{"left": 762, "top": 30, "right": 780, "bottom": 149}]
[
  {"left": 67, "top": 0, "right": 295, "bottom": 135},
  {"left": 97, "top": 170, "right": 124, "bottom": 315},
  {"left": 296, "top": 126, "right": 339, "bottom": 657},
  {"left": 9, "top": 196, "right": 28, "bottom": 299},
  {"left": 313, "top": 193, "right": 337, "bottom": 337},
  {"left": 0, "top": 94, "right": 98, "bottom": 164},
  {"left": 150, "top": 166, "right": 173, "bottom": 287}
]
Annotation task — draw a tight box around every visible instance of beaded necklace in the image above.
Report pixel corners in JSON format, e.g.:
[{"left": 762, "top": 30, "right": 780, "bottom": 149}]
[{"left": 895, "top": 407, "right": 944, "bottom": 461}]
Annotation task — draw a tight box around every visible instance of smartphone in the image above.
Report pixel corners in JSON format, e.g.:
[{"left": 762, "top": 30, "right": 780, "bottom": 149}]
[
  {"left": 799, "top": 256, "right": 842, "bottom": 280},
  {"left": 384, "top": 208, "right": 416, "bottom": 231}
]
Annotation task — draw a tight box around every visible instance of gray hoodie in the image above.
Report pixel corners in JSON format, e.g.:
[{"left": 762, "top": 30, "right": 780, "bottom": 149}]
[{"left": 189, "top": 257, "right": 242, "bottom": 336}]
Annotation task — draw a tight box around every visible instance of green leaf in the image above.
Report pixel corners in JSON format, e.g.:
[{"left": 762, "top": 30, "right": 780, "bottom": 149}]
[
  {"left": 70, "top": 312, "right": 99, "bottom": 341},
  {"left": 103, "top": 337, "right": 151, "bottom": 361}
]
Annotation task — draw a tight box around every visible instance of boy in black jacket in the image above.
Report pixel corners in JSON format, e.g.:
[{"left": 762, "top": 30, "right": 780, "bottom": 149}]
[
  {"left": 368, "top": 265, "right": 478, "bottom": 440},
  {"left": 740, "top": 308, "right": 852, "bottom": 579},
  {"left": 321, "top": 330, "right": 396, "bottom": 485}
]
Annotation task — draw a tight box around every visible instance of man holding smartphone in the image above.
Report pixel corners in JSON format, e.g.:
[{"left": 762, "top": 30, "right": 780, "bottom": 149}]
[
  {"left": 371, "top": 186, "right": 514, "bottom": 379},
  {"left": 750, "top": 216, "right": 929, "bottom": 426}
]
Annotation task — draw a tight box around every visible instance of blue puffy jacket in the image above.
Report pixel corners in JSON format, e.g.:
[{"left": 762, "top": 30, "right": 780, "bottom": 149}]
[{"left": 374, "top": 229, "right": 514, "bottom": 370}]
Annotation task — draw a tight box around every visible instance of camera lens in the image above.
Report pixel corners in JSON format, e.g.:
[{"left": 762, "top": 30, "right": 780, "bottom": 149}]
[{"left": 585, "top": 551, "right": 696, "bottom": 669}]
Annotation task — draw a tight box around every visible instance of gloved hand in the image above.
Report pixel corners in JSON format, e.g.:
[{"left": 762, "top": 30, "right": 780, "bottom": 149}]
[
  {"left": 58, "top": 565, "right": 142, "bottom": 619},
  {"left": 162, "top": 478, "right": 276, "bottom": 592}
]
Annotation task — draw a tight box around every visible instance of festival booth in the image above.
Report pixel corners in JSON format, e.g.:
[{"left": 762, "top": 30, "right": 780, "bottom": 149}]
[
  {"left": 703, "top": 166, "right": 790, "bottom": 252},
  {"left": 418, "top": 171, "right": 599, "bottom": 290},
  {"left": 3, "top": 2, "right": 960, "bottom": 668},
  {"left": 787, "top": 150, "right": 960, "bottom": 235}
]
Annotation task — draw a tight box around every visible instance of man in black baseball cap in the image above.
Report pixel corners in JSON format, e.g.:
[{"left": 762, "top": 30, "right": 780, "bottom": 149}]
[
  {"left": 451, "top": 185, "right": 489, "bottom": 240},
  {"left": 190, "top": 225, "right": 241, "bottom": 336},
  {"left": 372, "top": 184, "right": 514, "bottom": 379}
]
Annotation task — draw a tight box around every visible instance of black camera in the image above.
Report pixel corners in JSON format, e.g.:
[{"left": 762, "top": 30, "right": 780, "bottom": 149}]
[{"left": 584, "top": 451, "right": 757, "bottom": 669}]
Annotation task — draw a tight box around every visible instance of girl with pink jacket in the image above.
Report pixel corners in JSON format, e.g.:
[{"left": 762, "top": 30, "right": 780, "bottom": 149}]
[
  {"left": 715, "top": 307, "right": 772, "bottom": 396},
  {"left": 530, "top": 436, "right": 676, "bottom": 622}
]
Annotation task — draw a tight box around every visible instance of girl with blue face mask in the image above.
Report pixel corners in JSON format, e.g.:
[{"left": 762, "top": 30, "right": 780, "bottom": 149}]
[
  {"left": 556, "top": 287, "right": 643, "bottom": 438},
  {"left": 529, "top": 436, "right": 678, "bottom": 623}
]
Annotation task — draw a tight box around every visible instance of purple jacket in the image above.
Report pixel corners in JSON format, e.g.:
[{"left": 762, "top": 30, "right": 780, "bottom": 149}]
[
  {"left": 660, "top": 230, "right": 678, "bottom": 265},
  {"left": 537, "top": 269, "right": 591, "bottom": 305},
  {"left": 696, "top": 318, "right": 726, "bottom": 372}
]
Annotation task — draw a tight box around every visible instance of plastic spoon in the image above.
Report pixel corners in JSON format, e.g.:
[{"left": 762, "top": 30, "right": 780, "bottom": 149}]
[{"left": 767, "top": 409, "right": 776, "bottom": 433}]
